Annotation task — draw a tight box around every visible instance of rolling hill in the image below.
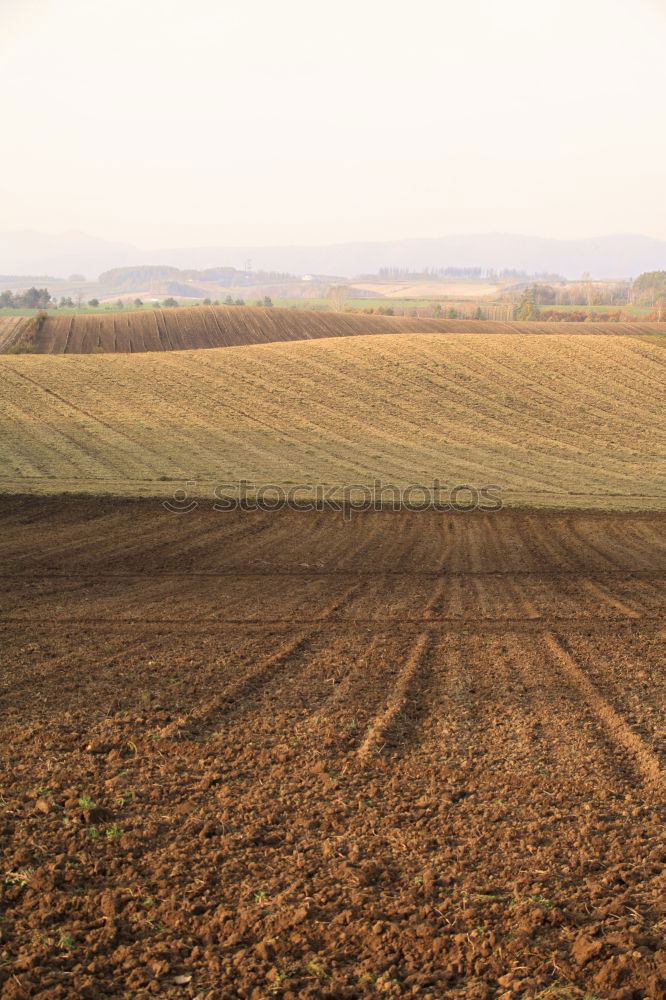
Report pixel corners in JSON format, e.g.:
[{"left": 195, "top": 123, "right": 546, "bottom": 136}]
[
  {"left": 1, "top": 305, "right": 665, "bottom": 355},
  {"left": 0, "top": 332, "right": 663, "bottom": 509}
]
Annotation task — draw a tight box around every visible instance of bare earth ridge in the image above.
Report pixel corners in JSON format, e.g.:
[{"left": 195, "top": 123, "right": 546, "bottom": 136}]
[
  {"left": 1, "top": 305, "right": 666, "bottom": 355},
  {"left": 0, "top": 498, "right": 664, "bottom": 998}
]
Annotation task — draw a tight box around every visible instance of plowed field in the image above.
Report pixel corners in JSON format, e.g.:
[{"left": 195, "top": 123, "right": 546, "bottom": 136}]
[
  {"left": 1, "top": 498, "right": 664, "bottom": 999},
  {"left": 0, "top": 318, "right": 33, "bottom": 354},
  {"left": 1, "top": 333, "right": 665, "bottom": 509},
  {"left": 1, "top": 305, "right": 665, "bottom": 355}
]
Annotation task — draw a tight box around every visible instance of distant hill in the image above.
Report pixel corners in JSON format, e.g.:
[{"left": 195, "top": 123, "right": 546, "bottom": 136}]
[
  {"left": 0, "top": 274, "right": 57, "bottom": 289},
  {"left": 147, "top": 233, "right": 666, "bottom": 281},
  {"left": 97, "top": 264, "right": 296, "bottom": 294},
  {"left": 1, "top": 230, "right": 665, "bottom": 280}
]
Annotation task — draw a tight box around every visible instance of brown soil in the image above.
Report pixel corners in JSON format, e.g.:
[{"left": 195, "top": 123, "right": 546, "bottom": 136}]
[
  {"left": 2, "top": 305, "right": 665, "bottom": 355},
  {"left": 0, "top": 498, "right": 664, "bottom": 999}
]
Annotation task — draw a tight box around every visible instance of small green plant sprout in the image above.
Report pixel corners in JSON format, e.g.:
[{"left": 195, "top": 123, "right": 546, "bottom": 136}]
[
  {"left": 84, "top": 827, "right": 99, "bottom": 840},
  {"left": 527, "top": 894, "right": 553, "bottom": 910},
  {"left": 4, "top": 868, "right": 34, "bottom": 887},
  {"left": 78, "top": 795, "right": 96, "bottom": 810},
  {"left": 269, "top": 969, "right": 289, "bottom": 993},
  {"left": 534, "top": 987, "right": 588, "bottom": 1000},
  {"left": 58, "top": 932, "right": 76, "bottom": 951},
  {"left": 471, "top": 892, "right": 511, "bottom": 903},
  {"left": 254, "top": 890, "right": 268, "bottom": 904},
  {"left": 105, "top": 824, "right": 124, "bottom": 841},
  {"left": 305, "top": 959, "right": 327, "bottom": 980}
]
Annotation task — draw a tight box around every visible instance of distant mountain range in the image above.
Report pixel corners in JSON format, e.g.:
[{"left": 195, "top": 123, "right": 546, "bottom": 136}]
[
  {"left": 0, "top": 230, "right": 665, "bottom": 281},
  {"left": 0, "top": 231, "right": 137, "bottom": 282}
]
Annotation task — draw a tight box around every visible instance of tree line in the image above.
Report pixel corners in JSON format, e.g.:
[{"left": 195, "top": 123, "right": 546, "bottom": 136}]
[
  {"left": 372, "top": 267, "right": 564, "bottom": 281},
  {"left": 0, "top": 287, "right": 51, "bottom": 308},
  {"left": 0, "top": 291, "right": 276, "bottom": 311}
]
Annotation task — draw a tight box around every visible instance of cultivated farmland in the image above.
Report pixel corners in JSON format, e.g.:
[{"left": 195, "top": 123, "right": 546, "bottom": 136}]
[
  {"left": 0, "top": 333, "right": 664, "bottom": 509},
  {"left": 0, "top": 498, "right": 664, "bottom": 997},
  {"left": 1, "top": 304, "right": 665, "bottom": 355},
  {"left": 1, "top": 318, "right": 664, "bottom": 999}
]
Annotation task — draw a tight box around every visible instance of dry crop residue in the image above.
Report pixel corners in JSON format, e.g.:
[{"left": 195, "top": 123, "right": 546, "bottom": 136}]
[{"left": 0, "top": 332, "right": 664, "bottom": 510}]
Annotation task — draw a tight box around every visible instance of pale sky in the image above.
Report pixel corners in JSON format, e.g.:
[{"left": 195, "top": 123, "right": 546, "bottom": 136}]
[{"left": 2, "top": 0, "right": 665, "bottom": 248}]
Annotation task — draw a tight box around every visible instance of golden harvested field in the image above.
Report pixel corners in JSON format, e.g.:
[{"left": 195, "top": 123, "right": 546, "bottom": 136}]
[
  {"left": 1, "top": 305, "right": 665, "bottom": 355},
  {"left": 0, "top": 332, "right": 664, "bottom": 509}
]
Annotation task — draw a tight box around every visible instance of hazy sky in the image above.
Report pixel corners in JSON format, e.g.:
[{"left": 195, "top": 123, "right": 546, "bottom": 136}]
[{"left": 2, "top": 0, "right": 666, "bottom": 248}]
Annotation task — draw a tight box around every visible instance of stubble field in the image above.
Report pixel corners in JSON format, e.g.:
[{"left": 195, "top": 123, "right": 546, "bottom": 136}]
[
  {"left": 0, "top": 498, "right": 664, "bottom": 999},
  {"left": 1, "top": 333, "right": 664, "bottom": 510}
]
